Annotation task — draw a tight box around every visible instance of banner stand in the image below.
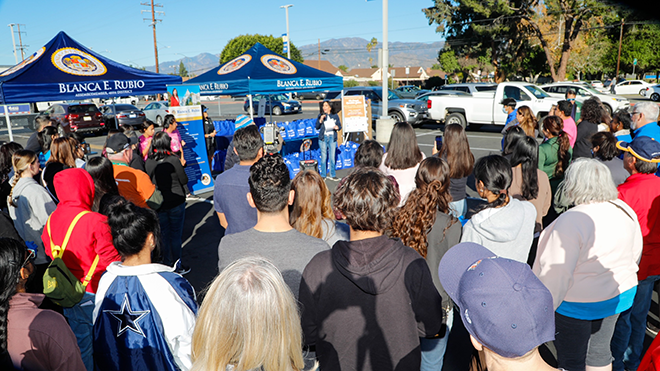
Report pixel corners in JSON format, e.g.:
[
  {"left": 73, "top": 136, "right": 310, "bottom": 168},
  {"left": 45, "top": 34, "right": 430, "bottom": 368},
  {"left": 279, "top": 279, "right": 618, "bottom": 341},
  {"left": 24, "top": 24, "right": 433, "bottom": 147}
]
[{"left": 341, "top": 91, "right": 370, "bottom": 144}]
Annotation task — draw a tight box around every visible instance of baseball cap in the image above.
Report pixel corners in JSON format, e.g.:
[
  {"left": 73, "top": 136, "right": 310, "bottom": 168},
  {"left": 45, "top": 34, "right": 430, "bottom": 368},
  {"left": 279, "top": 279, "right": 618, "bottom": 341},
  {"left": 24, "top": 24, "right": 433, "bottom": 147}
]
[
  {"left": 105, "top": 133, "right": 138, "bottom": 154},
  {"left": 616, "top": 136, "right": 660, "bottom": 163},
  {"left": 438, "top": 243, "right": 555, "bottom": 358}
]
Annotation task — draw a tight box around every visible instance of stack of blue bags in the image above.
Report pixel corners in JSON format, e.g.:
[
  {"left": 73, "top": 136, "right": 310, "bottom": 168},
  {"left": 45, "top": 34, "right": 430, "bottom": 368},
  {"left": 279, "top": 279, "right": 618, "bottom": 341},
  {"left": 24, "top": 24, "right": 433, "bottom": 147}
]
[{"left": 283, "top": 141, "right": 358, "bottom": 179}]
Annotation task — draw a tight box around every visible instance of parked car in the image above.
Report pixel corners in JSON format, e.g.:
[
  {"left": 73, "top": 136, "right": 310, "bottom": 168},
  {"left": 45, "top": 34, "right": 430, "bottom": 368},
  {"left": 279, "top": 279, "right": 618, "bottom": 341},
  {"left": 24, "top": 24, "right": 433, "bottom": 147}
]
[
  {"left": 540, "top": 82, "right": 629, "bottom": 114},
  {"left": 142, "top": 101, "right": 170, "bottom": 126},
  {"left": 38, "top": 103, "right": 105, "bottom": 136},
  {"left": 437, "top": 83, "right": 497, "bottom": 95},
  {"left": 343, "top": 87, "right": 429, "bottom": 126},
  {"left": 394, "top": 85, "right": 428, "bottom": 99},
  {"left": 100, "top": 104, "right": 146, "bottom": 129},
  {"left": 294, "top": 91, "right": 331, "bottom": 100},
  {"left": 427, "top": 82, "right": 561, "bottom": 128},
  {"left": 643, "top": 85, "right": 660, "bottom": 102},
  {"left": 613, "top": 80, "right": 652, "bottom": 95},
  {"left": 243, "top": 94, "right": 302, "bottom": 115},
  {"left": 415, "top": 90, "right": 471, "bottom": 103},
  {"left": 590, "top": 80, "right": 604, "bottom": 89}
]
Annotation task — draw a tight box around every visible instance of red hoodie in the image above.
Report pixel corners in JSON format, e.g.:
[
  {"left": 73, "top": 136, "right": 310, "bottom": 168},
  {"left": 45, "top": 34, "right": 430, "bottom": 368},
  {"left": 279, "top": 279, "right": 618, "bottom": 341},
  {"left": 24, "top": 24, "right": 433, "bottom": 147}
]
[{"left": 42, "top": 168, "right": 121, "bottom": 293}]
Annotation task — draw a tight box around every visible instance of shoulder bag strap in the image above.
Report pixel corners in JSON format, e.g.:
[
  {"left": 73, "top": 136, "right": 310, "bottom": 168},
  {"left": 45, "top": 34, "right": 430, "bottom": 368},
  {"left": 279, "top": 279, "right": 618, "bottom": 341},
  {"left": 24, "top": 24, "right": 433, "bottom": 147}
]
[
  {"left": 48, "top": 211, "right": 98, "bottom": 287},
  {"left": 608, "top": 200, "right": 634, "bottom": 222}
]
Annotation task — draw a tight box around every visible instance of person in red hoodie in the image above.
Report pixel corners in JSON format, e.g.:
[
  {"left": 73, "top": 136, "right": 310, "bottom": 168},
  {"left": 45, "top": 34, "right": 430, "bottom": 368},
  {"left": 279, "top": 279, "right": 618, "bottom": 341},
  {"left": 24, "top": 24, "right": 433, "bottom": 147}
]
[{"left": 42, "top": 168, "right": 121, "bottom": 371}]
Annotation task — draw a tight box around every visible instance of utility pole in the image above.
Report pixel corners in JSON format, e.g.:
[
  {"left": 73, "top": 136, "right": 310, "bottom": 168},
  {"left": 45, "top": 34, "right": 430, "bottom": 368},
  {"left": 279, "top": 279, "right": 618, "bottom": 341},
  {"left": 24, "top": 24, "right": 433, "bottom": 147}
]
[
  {"left": 16, "top": 24, "right": 27, "bottom": 60},
  {"left": 141, "top": 1, "right": 163, "bottom": 73},
  {"left": 280, "top": 4, "right": 293, "bottom": 59},
  {"left": 614, "top": 18, "right": 624, "bottom": 91},
  {"left": 8, "top": 24, "right": 18, "bottom": 64}
]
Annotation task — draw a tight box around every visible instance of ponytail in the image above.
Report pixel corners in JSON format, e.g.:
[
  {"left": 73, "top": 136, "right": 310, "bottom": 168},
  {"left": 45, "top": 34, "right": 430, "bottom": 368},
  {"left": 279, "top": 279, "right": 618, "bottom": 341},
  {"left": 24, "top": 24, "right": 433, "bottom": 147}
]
[
  {"left": 0, "top": 238, "right": 25, "bottom": 353},
  {"left": 554, "top": 131, "right": 571, "bottom": 178},
  {"left": 473, "top": 155, "right": 512, "bottom": 211},
  {"left": 510, "top": 136, "right": 539, "bottom": 200},
  {"left": 7, "top": 150, "right": 37, "bottom": 208}
]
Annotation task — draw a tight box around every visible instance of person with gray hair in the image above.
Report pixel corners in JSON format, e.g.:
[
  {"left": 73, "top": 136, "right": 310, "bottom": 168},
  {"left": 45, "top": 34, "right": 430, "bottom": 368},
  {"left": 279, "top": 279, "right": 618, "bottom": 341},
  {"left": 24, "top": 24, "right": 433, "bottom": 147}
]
[
  {"left": 533, "top": 158, "right": 643, "bottom": 371},
  {"left": 631, "top": 102, "right": 660, "bottom": 139}
]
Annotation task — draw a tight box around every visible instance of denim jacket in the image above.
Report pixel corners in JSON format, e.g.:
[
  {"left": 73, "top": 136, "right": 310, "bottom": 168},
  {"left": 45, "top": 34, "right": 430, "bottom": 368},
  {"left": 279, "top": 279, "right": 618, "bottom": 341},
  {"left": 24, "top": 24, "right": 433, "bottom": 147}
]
[{"left": 315, "top": 113, "right": 342, "bottom": 141}]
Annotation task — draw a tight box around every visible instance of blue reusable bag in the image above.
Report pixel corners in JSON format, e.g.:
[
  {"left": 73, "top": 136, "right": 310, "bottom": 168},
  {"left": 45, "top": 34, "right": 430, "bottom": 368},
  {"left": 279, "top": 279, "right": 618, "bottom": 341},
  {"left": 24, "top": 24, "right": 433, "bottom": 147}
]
[
  {"left": 305, "top": 119, "right": 315, "bottom": 136},
  {"left": 297, "top": 120, "right": 306, "bottom": 138},
  {"left": 286, "top": 121, "right": 296, "bottom": 139}
]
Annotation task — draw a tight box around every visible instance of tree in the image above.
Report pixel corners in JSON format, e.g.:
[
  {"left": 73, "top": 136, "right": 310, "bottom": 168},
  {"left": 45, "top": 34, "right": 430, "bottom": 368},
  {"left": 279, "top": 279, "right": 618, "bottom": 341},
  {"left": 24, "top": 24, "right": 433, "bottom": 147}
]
[
  {"left": 366, "top": 37, "right": 378, "bottom": 66},
  {"left": 219, "top": 34, "right": 303, "bottom": 64},
  {"left": 338, "top": 65, "right": 349, "bottom": 73},
  {"left": 430, "top": 63, "right": 443, "bottom": 70},
  {"left": 178, "top": 61, "right": 188, "bottom": 78}
]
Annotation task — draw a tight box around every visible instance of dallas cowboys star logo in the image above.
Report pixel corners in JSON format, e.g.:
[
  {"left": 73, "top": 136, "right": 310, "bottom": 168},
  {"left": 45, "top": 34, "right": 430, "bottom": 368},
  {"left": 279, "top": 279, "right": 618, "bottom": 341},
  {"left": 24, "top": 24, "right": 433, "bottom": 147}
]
[{"left": 104, "top": 294, "right": 150, "bottom": 337}]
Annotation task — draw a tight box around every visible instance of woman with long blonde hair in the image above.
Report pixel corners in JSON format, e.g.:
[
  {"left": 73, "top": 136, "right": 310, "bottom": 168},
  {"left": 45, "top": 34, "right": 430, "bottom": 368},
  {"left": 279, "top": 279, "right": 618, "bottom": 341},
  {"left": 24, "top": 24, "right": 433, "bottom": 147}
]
[
  {"left": 7, "top": 150, "right": 56, "bottom": 301},
  {"left": 191, "top": 257, "right": 308, "bottom": 371},
  {"left": 289, "top": 170, "right": 349, "bottom": 246},
  {"left": 516, "top": 105, "right": 539, "bottom": 138}
]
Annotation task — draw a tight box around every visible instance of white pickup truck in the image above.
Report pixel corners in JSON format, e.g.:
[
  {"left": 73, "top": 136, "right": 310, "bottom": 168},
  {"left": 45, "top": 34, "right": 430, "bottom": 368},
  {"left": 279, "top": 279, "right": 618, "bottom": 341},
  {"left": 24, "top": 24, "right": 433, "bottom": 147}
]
[{"left": 427, "top": 82, "right": 562, "bottom": 128}]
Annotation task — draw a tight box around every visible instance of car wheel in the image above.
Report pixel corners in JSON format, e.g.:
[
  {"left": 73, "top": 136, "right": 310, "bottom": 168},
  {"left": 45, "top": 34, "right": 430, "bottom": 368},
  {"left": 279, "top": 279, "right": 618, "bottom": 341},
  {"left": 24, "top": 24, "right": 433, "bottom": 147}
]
[
  {"left": 602, "top": 104, "right": 613, "bottom": 116},
  {"left": 245, "top": 105, "right": 253, "bottom": 115},
  {"left": 57, "top": 124, "right": 66, "bottom": 137},
  {"left": 131, "top": 100, "right": 136, "bottom": 105},
  {"left": 651, "top": 93, "right": 660, "bottom": 102},
  {"left": 389, "top": 111, "right": 405, "bottom": 123},
  {"left": 640, "top": 89, "right": 647, "bottom": 96},
  {"left": 315, "top": 94, "right": 321, "bottom": 100},
  {"left": 156, "top": 115, "right": 163, "bottom": 126},
  {"left": 445, "top": 112, "right": 467, "bottom": 129},
  {"left": 272, "top": 106, "right": 283, "bottom": 116}
]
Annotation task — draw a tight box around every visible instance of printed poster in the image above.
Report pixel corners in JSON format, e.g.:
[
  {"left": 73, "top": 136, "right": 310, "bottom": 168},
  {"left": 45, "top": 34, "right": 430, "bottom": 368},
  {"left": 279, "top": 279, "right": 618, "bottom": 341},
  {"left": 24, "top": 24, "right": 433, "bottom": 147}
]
[
  {"left": 342, "top": 95, "right": 369, "bottom": 133},
  {"left": 167, "top": 84, "right": 213, "bottom": 195}
]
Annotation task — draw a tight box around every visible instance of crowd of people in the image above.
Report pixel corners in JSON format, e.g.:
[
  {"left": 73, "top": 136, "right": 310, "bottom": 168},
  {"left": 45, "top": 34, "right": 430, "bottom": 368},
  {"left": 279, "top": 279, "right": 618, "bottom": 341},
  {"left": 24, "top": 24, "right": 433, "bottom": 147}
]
[{"left": 0, "top": 96, "right": 658, "bottom": 371}]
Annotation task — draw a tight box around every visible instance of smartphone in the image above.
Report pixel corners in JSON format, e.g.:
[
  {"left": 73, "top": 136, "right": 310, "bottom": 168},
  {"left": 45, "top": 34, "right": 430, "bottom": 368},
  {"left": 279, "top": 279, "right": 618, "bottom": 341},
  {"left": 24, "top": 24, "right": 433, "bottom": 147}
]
[{"left": 435, "top": 135, "right": 443, "bottom": 151}]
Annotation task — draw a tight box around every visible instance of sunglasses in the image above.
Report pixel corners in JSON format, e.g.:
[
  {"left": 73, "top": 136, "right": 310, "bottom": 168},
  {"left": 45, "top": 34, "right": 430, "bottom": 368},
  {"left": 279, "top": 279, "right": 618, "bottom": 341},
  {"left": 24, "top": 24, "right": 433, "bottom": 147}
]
[{"left": 22, "top": 249, "right": 35, "bottom": 268}]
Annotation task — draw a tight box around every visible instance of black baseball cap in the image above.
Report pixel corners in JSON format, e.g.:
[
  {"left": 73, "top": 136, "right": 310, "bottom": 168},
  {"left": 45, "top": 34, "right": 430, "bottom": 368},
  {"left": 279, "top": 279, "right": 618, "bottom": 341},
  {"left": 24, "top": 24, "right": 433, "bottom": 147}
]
[{"left": 105, "top": 133, "right": 138, "bottom": 154}]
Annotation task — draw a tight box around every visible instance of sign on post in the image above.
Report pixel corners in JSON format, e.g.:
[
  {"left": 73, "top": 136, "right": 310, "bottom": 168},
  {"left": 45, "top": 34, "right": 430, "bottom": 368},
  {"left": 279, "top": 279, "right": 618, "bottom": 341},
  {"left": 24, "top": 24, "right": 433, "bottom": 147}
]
[{"left": 167, "top": 84, "right": 213, "bottom": 195}]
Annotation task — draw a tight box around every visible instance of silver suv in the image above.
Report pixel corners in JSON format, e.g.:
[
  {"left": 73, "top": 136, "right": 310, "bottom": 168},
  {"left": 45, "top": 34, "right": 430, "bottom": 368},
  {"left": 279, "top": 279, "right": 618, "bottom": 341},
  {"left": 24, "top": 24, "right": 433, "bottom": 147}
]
[
  {"left": 343, "top": 87, "right": 428, "bottom": 126},
  {"left": 539, "top": 82, "right": 629, "bottom": 115}
]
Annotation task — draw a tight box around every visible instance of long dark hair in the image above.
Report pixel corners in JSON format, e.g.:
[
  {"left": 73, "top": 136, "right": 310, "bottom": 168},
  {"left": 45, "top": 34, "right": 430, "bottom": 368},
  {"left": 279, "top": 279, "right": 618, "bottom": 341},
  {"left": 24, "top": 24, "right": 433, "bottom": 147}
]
[
  {"left": 0, "top": 238, "right": 24, "bottom": 354},
  {"left": 590, "top": 132, "right": 619, "bottom": 161},
  {"left": 510, "top": 136, "right": 539, "bottom": 200},
  {"left": 502, "top": 126, "right": 527, "bottom": 157},
  {"left": 390, "top": 157, "right": 454, "bottom": 258},
  {"left": 148, "top": 131, "right": 174, "bottom": 161},
  {"left": 384, "top": 122, "right": 423, "bottom": 170},
  {"left": 542, "top": 116, "right": 571, "bottom": 178},
  {"left": 0, "top": 142, "right": 23, "bottom": 182},
  {"left": 474, "top": 155, "right": 512, "bottom": 210},
  {"left": 38, "top": 126, "right": 58, "bottom": 153},
  {"left": 86, "top": 156, "right": 119, "bottom": 213},
  {"left": 439, "top": 123, "right": 474, "bottom": 178},
  {"left": 105, "top": 197, "right": 160, "bottom": 260}
]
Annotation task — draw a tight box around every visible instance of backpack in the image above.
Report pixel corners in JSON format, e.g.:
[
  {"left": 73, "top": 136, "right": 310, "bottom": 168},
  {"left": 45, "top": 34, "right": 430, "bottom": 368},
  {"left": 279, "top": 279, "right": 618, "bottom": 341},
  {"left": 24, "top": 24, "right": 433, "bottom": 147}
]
[{"left": 43, "top": 211, "right": 99, "bottom": 307}]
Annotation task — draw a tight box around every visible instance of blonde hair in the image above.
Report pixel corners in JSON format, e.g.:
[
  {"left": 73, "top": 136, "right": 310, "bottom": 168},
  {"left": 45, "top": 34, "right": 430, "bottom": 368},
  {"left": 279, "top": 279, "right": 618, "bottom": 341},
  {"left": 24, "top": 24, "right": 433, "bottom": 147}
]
[
  {"left": 289, "top": 170, "right": 334, "bottom": 240},
  {"left": 8, "top": 150, "right": 37, "bottom": 208},
  {"left": 191, "top": 257, "right": 307, "bottom": 371},
  {"left": 48, "top": 137, "right": 77, "bottom": 168}
]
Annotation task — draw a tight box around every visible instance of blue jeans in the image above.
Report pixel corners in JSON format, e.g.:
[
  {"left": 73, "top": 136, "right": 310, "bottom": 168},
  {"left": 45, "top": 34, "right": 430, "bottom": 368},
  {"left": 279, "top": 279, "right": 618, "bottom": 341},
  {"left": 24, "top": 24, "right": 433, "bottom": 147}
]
[
  {"left": 63, "top": 292, "right": 95, "bottom": 371},
  {"left": 319, "top": 134, "right": 336, "bottom": 178},
  {"left": 158, "top": 202, "right": 186, "bottom": 266},
  {"left": 611, "top": 275, "right": 660, "bottom": 371},
  {"left": 421, "top": 308, "right": 454, "bottom": 371}
]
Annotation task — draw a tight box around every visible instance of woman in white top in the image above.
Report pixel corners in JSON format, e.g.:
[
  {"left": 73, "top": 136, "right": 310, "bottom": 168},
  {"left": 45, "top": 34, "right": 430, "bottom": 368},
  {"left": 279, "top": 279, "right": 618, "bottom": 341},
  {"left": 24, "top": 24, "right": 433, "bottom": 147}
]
[{"left": 379, "top": 122, "right": 425, "bottom": 206}]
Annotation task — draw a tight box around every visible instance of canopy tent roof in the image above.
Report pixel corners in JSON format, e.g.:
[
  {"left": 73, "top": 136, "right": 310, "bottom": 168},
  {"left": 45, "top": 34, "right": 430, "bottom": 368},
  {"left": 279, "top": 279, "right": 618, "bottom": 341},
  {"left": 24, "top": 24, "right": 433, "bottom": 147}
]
[
  {"left": 0, "top": 31, "right": 182, "bottom": 104},
  {"left": 187, "top": 43, "right": 343, "bottom": 96}
]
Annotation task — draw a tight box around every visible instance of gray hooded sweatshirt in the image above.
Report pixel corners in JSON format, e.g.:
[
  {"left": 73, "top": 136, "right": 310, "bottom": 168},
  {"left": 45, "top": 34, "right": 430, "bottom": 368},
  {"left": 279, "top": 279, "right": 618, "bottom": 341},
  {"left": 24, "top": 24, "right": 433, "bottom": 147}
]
[
  {"left": 460, "top": 198, "right": 536, "bottom": 263},
  {"left": 8, "top": 177, "right": 56, "bottom": 265}
]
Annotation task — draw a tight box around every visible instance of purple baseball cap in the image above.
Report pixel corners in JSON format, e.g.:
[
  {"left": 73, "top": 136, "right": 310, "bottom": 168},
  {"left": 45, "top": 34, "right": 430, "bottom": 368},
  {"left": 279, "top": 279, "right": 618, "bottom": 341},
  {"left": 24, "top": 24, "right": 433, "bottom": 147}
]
[{"left": 438, "top": 242, "right": 555, "bottom": 358}]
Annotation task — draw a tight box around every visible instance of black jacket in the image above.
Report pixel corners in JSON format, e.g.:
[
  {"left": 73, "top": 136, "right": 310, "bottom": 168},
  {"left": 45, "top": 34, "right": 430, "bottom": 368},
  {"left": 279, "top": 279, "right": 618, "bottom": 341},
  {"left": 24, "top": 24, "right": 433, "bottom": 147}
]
[
  {"left": 300, "top": 235, "right": 443, "bottom": 371},
  {"left": 315, "top": 113, "right": 342, "bottom": 141},
  {"left": 145, "top": 155, "right": 188, "bottom": 210}
]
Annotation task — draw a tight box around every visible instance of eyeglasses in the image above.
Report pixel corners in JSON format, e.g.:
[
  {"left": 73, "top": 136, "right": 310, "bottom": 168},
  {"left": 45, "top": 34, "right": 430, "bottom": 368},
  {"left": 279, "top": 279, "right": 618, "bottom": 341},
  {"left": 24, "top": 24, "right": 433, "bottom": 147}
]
[
  {"left": 22, "top": 249, "right": 35, "bottom": 268},
  {"left": 631, "top": 112, "right": 640, "bottom": 117}
]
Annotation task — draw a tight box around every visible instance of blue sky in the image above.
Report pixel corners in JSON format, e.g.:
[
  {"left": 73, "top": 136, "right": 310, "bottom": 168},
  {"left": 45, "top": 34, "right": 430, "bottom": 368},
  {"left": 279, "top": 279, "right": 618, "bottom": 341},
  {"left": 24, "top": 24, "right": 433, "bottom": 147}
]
[{"left": 0, "top": 0, "right": 443, "bottom": 68}]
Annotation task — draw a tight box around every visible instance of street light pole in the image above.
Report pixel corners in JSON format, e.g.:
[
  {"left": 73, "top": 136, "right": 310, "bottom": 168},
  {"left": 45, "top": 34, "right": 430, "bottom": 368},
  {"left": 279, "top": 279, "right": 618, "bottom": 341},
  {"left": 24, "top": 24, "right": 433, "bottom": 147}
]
[
  {"left": 280, "top": 4, "right": 293, "bottom": 59},
  {"left": 382, "top": 0, "right": 388, "bottom": 117},
  {"left": 8, "top": 24, "right": 18, "bottom": 64}
]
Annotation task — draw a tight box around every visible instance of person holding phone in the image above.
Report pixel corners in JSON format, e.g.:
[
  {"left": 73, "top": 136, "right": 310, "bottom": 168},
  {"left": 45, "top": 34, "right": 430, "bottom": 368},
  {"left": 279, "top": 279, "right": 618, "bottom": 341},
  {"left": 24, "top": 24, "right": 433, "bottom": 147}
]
[{"left": 315, "top": 101, "right": 342, "bottom": 180}]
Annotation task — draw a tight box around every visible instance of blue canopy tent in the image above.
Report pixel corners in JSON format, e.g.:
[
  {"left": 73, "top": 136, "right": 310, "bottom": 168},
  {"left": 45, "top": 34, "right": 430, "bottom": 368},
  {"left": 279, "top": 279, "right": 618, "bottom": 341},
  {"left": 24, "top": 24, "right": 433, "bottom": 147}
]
[
  {"left": 0, "top": 31, "right": 182, "bottom": 104},
  {"left": 187, "top": 42, "right": 343, "bottom": 96}
]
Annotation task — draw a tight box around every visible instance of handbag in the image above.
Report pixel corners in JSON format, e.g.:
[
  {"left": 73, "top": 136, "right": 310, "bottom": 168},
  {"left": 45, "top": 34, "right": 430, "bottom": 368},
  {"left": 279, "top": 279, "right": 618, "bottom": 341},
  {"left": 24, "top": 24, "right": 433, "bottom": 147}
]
[{"left": 43, "top": 211, "right": 100, "bottom": 308}]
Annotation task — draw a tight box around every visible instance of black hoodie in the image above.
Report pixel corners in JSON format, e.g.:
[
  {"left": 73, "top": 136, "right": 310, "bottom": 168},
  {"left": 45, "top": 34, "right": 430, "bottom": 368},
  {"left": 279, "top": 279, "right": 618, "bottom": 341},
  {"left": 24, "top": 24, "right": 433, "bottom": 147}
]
[{"left": 299, "top": 235, "right": 443, "bottom": 371}]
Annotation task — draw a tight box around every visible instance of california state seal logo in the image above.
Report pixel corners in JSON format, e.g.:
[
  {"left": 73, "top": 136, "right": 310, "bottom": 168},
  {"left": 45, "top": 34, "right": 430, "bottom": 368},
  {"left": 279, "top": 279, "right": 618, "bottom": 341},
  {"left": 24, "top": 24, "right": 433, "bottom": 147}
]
[
  {"left": 52, "top": 48, "right": 107, "bottom": 76},
  {"left": 218, "top": 54, "right": 251, "bottom": 75},
  {"left": 261, "top": 54, "right": 296, "bottom": 75},
  {"left": 0, "top": 47, "right": 45, "bottom": 77}
]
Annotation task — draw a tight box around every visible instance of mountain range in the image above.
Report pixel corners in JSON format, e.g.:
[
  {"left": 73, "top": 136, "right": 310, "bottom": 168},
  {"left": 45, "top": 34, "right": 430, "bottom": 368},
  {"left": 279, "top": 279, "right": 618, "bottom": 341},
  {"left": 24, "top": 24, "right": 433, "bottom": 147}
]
[{"left": 142, "top": 37, "right": 444, "bottom": 75}]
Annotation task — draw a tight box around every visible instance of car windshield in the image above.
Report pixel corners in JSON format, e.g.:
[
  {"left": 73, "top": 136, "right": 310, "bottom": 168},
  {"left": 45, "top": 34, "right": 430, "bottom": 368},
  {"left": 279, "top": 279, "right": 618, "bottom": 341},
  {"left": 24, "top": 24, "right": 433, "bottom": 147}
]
[
  {"left": 525, "top": 85, "right": 551, "bottom": 98},
  {"left": 114, "top": 104, "right": 138, "bottom": 111},
  {"left": 256, "top": 94, "right": 289, "bottom": 102},
  {"left": 388, "top": 90, "right": 401, "bottom": 100},
  {"left": 69, "top": 105, "right": 99, "bottom": 113},
  {"left": 580, "top": 85, "right": 603, "bottom": 95}
]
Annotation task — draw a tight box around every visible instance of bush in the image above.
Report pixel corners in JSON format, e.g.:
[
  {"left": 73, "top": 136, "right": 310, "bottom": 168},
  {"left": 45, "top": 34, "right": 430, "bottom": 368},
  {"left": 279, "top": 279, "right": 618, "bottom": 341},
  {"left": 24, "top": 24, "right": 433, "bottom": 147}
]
[
  {"left": 367, "top": 81, "right": 380, "bottom": 87},
  {"left": 344, "top": 80, "right": 360, "bottom": 88}
]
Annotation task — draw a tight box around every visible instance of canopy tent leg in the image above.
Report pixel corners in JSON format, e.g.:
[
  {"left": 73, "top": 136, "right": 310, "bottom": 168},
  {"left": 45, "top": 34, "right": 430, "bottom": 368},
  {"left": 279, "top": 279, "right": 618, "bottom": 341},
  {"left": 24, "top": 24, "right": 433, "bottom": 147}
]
[
  {"left": 248, "top": 94, "right": 254, "bottom": 121},
  {"left": 3, "top": 106, "right": 14, "bottom": 142},
  {"left": 268, "top": 94, "right": 272, "bottom": 124}
]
